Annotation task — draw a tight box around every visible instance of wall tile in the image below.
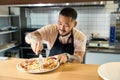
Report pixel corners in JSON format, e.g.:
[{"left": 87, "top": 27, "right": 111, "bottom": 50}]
[{"left": 26, "top": 1, "right": 118, "bottom": 40}]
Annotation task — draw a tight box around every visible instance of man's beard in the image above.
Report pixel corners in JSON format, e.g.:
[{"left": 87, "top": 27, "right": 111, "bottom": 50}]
[{"left": 59, "top": 30, "right": 72, "bottom": 37}]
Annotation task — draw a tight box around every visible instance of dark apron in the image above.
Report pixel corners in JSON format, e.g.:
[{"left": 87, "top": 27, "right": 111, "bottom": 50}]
[{"left": 49, "top": 32, "right": 74, "bottom": 56}]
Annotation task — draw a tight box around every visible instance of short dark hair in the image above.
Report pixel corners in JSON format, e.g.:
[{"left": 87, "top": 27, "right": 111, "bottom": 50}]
[{"left": 59, "top": 7, "right": 77, "bottom": 21}]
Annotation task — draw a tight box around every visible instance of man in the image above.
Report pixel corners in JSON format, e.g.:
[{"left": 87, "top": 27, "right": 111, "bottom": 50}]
[{"left": 25, "top": 7, "right": 86, "bottom": 64}]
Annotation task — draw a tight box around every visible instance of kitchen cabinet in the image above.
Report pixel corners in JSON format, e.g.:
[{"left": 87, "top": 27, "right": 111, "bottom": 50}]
[
  {"left": 85, "top": 51, "right": 120, "bottom": 65},
  {"left": 0, "top": 15, "right": 21, "bottom": 54}
]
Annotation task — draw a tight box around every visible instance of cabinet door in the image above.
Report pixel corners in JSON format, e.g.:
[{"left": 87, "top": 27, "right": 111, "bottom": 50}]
[{"left": 85, "top": 52, "right": 120, "bottom": 65}]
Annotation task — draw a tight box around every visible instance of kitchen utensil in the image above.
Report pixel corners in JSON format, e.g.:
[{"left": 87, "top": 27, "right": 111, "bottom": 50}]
[{"left": 38, "top": 51, "right": 44, "bottom": 69}]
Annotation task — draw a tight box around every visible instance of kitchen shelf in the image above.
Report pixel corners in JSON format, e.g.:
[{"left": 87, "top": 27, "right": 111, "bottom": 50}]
[
  {"left": 0, "top": 13, "right": 21, "bottom": 54},
  {"left": 0, "top": 15, "right": 19, "bottom": 17},
  {"left": 0, "top": 30, "right": 18, "bottom": 34},
  {"left": 0, "top": 43, "right": 19, "bottom": 52}
]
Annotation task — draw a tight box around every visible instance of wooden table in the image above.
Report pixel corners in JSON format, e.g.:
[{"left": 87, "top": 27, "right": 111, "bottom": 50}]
[{"left": 0, "top": 58, "right": 103, "bottom": 80}]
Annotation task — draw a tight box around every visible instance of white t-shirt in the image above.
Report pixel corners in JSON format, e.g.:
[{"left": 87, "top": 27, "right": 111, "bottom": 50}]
[{"left": 37, "top": 24, "right": 86, "bottom": 53}]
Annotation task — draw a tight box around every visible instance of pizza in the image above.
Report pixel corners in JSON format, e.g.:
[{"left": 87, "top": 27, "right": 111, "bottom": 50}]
[{"left": 18, "top": 58, "right": 59, "bottom": 72}]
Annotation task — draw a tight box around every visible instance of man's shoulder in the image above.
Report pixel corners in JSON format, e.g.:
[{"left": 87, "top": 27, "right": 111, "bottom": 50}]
[
  {"left": 37, "top": 24, "right": 58, "bottom": 35},
  {"left": 73, "top": 28, "right": 85, "bottom": 36},
  {"left": 73, "top": 28, "right": 86, "bottom": 40}
]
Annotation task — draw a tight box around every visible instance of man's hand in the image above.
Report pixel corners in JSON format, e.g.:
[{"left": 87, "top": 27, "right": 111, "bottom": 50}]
[
  {"left": 25, "top": 31, "right": 43, "bottom": 55},
  {"left": 57, "top": 54, "right": 68, "bottom": 64},
  {"left": 31, "top": 40, "right": 43, "bottom": 55}
]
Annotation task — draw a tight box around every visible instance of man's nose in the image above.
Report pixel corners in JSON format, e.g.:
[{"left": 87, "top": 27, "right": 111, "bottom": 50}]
[{"left": 60, "top": 24, "right": 65, "bottom": 29}]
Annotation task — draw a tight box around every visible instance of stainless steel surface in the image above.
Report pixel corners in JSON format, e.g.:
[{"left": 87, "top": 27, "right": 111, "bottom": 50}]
[
  {"left": 7, "top": 1, "right": 106, "bottom": 7},
  {"left": 110, "top": 12, "right": 120, "bottom": 48},
  {"left": 87, "top": 48, "right": 120, "bottom": 54},
  {"left": 39, "top": 51, "right": 44, "bottom": 69},
  {"left": 88, "top": 41, "right": 109, "bottom": 48}
]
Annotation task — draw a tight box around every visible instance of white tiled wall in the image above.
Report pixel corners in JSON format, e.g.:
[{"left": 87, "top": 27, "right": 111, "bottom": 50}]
[
  {"left": 26, "top": 7, "right": 59, "bottom": 28},
  {"left": 76, "top": 7, "right": 111, "bottom": 39},
  {"left": 31, "top": 13, "right": 49, "bottom": 25},
  {"left": 26, "top": 1, "right": 118, "bottom": 40}
]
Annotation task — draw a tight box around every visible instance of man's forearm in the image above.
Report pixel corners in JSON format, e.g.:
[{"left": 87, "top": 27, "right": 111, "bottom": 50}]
[
  {"left": 25, "top": 33, "right": 34, "bottom": 44},
  {"left": 65, "top": 53, "right": 81, "bottom": 63},
  {"left": 25, "top": 31, "right": 42, "bottom": 44}
]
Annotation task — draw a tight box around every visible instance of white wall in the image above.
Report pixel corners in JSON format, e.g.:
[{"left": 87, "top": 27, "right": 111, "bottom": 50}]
[
  {"left": 25, "top": 1, "right": 118, "bottom": 40},
  {"left": 76, "top": 1, "right": 117, "bottom": 39},
  {"left": 0, "top": 2, "right": 117, "bottom": 41}
]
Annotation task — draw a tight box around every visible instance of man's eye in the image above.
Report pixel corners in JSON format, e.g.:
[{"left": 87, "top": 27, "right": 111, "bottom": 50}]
[
  {"left": 64, "top": 24, "right": 69, "bottom": 27},
  {"left": 58, "top": 23, "right": 62, "bottom": 25}
]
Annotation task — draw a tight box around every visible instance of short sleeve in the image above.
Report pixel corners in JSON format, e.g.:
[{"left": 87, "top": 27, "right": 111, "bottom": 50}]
[{"left": 73, "top": 29, "right": 87, "bottom": 52}]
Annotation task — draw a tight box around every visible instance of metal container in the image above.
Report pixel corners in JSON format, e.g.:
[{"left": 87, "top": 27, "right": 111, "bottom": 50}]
[{"left": 110, "top": 12, "right": 120, "bottom": 48}]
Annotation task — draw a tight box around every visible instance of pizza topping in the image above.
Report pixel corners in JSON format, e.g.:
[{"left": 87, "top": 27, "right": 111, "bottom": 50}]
[{"left": 19, "top": 58, "right": 58, "bottom": 71}]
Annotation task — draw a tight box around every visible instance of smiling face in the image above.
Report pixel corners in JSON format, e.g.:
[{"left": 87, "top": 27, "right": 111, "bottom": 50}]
[{"left": 57, "top": 14, "right": 77, "bottom": 36}]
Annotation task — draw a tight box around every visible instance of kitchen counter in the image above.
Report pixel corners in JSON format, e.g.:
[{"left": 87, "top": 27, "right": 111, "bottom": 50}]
[
  {"left": 86, "top": 48, "right": 120, "bottom": 65},
  {"left": 0, "top": 58, "right": 102, "bottom": 80},
  {"left": 87, "top": 48, "right": 120, "bottom": 54}
]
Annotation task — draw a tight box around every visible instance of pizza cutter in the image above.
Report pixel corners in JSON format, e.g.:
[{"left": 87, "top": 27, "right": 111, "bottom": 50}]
[{"left": 38, "top": 51, "right": 44, "bottom": 69}]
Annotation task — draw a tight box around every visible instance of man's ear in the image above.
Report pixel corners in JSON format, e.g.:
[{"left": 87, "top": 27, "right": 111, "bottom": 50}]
[{"left": 73, "top": 21, "right": 77, "bottom": 27}]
